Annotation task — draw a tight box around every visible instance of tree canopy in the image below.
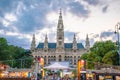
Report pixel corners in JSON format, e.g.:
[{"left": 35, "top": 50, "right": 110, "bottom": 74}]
[
  {"left": 0, "top": 37, "right": 33, "bottom": 68},
  {"left": 81, "top": 40, "right": 118, "bottom": 69}
]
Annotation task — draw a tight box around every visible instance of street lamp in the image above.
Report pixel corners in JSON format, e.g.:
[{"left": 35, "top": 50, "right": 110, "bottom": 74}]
[{"left": 114, "top": 22, "right": 120, "bottom": 65}]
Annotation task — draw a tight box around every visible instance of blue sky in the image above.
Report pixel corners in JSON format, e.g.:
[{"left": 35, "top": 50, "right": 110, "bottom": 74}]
[{"left": 0, "top": 0, "right": 120, "bottom": 49}]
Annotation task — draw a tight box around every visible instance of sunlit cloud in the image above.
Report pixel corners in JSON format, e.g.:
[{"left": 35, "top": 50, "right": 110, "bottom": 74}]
[{"left": 0, "top": 0, "right": 120, "bottom": 49}]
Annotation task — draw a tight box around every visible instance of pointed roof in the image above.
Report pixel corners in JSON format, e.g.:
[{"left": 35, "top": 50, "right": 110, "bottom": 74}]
[
  {"left": 86, "top": 34, "right": 88, "bottom": 39},
  {"left": 57, "top": 9, "right": 63, "bottom": 26},
  {"left": 73, "top": 33, "right": 77, "bottom": 41},
  {"left": 86, "top": 34, "right": 89, "bottom": 42},
  {"left": 59, "top": 8, "right": 62, "bottom": 18},
  {"left": 33, "top": 34, "right": 35, "bottom": 39},
  {"left": 45, "top": 34, "right": 48, "bottom": 42},
  {"left": 31, "top": 34, "right": 36, "bottom": 51},
  {"left": 31, "top": 34, "right": 36, "bottom": 45},
  {"left": 74, "top": 34, "right": 76, "bottom": 39},
  {"left": 85, "top": 34, "right": 90, "bottom": 47}
]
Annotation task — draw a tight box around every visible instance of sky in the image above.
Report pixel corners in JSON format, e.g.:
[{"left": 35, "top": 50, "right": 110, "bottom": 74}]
[{"left": 0, "top": 0, "right": 120, "bottom": 49}]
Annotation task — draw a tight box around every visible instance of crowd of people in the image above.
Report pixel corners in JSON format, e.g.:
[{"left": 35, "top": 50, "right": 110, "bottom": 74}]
[{"left": 43, "top": 73, "right": 72, "bottom": 80}]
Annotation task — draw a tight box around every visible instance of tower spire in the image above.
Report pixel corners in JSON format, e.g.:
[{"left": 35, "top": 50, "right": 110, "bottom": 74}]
[
  {"left": 73, "top": 34, "right": 77, "bottom": 50},
  {"left": 45, "top": 34, "right": 48, "bottom": 42},
  {"left": 44, "top": 34, "right": 48, "bottom": 49},
  {"left": 59, "top": 8, "right": 62, "bottom": 16},
  {"left": 44, "top": 34, "right": 48, "bottom": 52},
  {"left": 58, "top": 8, "right": 63, "bottom": 25},
  {"left": 56, "top": 9, "right": 64, "bottom": 49},
  {"left": 31, "top": 34, "right": 36, "bottom": 52},
  {"left": 85, "top": 34, "right": 90, "bottom": 52}
]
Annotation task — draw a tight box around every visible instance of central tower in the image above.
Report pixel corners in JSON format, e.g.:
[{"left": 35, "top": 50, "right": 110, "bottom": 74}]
[
  {"left": 56, "top": 9, "right": 64, "bottom": 50},
  {"left": 56, "top": 9, "right": 65, "bottom": 61}
]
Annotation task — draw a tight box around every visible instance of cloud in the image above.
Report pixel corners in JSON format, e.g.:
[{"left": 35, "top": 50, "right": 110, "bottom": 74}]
[
  {"left": 0, "top": 0, "right": 91, "bottom": 33},
  {"left": 3, "top": 13, "right": 17, "bottom": 27},
  {"left": 48, "top": 32, "right": 56, "bottom": 42},
  {"left": 0, "top": 0, "right": 120, "bottom": 49},
  {"left": 100, "top": 30, "right": 116, "bottom": 41},
  {"left": 0, "top": 0, "right": 13, "bottom": 16},
  {"left": 64, "top": 31, "right": 75, "bottom": 43},
  {"left": 15, "top": 11, "right": 46, "bottom": 33},
  {"left": 5, "top": 13, "right": 17, "bottom": 22},
  {"left": 84, "top": 0, "right": 99, "bottom": 5},
  {"left": 8, "top": 37, "right": 30, "bottom": 49},
  {"left": 67, "top": 1, "right": 90, "bottom": 18},
  {"left": 100, "top": 31, "right": 114, "bottom": 38},
  {"left": 0, "top": 33, "right": 31, "bottom": 49},
  {"left": 102, "top": 5, "right": 108, "bottom": 13},
  {"left": 89, "top": 30, "right": 116, "bottom": 43},
  {"left": 0, "top": 0, "right": 52, "bottom": 33}
]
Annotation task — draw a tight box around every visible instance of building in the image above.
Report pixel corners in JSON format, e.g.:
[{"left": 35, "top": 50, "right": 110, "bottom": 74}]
[{"left": 31, "top": 10, "right": 90, "bottom": 66}]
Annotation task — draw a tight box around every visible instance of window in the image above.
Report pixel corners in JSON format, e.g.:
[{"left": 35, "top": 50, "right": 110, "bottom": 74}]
[
  {"left": 59, "top": 41, "right": 62, "bottom": 45},
  {"left": 74, "top": 59, "right": 76, "bottom": 65},
  {"left": 44, "top": 50, "right": 47, "bottom": 52},
  {"left": 59, "top": 55, "right": 61, "bottom": 57},
  {"left": 74, "top": 56, "right": 76, "bottom": 58},
  {"left": 74, "top": 50, "right": 76, "bottom": 52},
  {"left": 59, "top": 59, "right": 61, "bottom": 61},
  {"left": 74, "top": 62, "right": 76, "bottom": 65},
  {"left": 59, "top": 37, "right": 62, "bottom": 39},
  {"left": 59, "top": 55, "right": 61, "bottom": 61}
]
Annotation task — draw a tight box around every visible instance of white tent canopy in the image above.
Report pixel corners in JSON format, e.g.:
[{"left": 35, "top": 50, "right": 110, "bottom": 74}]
[{"left": 44, "top": 62, "right": 69, "bottom": 70}]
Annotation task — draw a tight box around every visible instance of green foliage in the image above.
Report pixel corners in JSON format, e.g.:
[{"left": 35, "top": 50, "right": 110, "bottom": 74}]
[
  {"left": 80, "top": 53, "right": 88, "bottom": 60},
  {"left": 87, "top": 52, "right": 97, "bottom": 69},
  {"left": 0, "top": 37, "right": 33, "bottom": 68},
  {"left": 81, "top": 40, "right": 118, "bottom": 69},
  {"left": 90, "top": 41, "right": 117, "bottom": 57},
  {"left": 102, "top": 51, "right": 118, "bottom": 65}
]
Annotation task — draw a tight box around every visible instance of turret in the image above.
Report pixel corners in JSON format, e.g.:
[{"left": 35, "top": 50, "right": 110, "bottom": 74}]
[
  {"left": 31, "top": 34, "right": 36, "bottom": 52},
  {"left": 85, "top": 34, "right": 90, "bottom": 52},
  {"left": 44, "top": 34, "right": 48, "bottom": 52},
  {"left": 72, "top": 34, "right": 77, "bottom": 51}
]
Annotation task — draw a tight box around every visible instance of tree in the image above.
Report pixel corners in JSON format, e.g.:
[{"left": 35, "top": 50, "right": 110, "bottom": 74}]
[
  {"left": 87, "top": 52, "right": 96, "bottom": 69},
  {"left": 102, "top": 51, "right": 118, "bottom": 65},
  {"left": 82, "top": 40, "right": 118, "bottom": 69},
  {"left": 0, "top": 37, "right": 33, "bottom": 68},
  {"left": 0, "top": 37, "right": 11, "bottom": 61},
  {"left": 80, "top": 53, "right": 88, "bottom": 60}
]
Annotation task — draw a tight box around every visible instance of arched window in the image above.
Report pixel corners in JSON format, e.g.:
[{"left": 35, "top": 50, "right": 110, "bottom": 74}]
[
  {"left": 59, "top": 55, "right": 61, "bottom": 57},
  {"left": 59, "top": 55, "right": 61, "bottom": 61},
  {"left": 44, "top": 50, "right": 47, "bottom": 52},
  {"left": 59, "top": 41, "right": 62, "bottom": 45},
  {"left": 74, "top": 60, "right": 76, "bottom": 65},
  {"left": 74, "top": 50, "right": 76, "bottom": 52},
  {"left": 74, "top": 56, "right": 76, "bottom": 58}
]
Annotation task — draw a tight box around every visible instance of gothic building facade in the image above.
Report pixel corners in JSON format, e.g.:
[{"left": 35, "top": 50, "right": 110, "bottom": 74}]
[{"left": 31, "top": 10, "right": 90, "bottom": 66}]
